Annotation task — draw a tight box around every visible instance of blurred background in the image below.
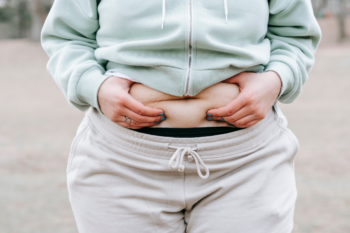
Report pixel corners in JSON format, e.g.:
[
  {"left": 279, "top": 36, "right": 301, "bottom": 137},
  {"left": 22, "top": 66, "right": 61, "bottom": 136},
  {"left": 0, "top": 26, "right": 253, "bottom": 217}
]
[{"left": 0, "top": 0, "right": 349, "bottom": 232}]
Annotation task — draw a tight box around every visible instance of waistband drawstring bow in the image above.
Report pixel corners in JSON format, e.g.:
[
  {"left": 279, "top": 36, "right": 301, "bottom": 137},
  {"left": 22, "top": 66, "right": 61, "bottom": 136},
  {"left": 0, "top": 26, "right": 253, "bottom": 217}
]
[
  {"left": 161, "top": 0, "right": 228, "bottom": 29},
  {"left": 168, "top": 146, "right": 210, "bottom": 179}
]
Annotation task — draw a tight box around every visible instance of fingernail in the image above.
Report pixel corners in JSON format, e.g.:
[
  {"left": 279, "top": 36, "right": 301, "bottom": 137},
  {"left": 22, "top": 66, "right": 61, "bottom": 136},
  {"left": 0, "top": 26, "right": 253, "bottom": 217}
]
[
  {"left": 158, "top": 112, "right": 164, "bottom": 116},
  {"left": 161, "top": 116, "right": 166, "bottom": 121},
  {"left": 155, "top": 121, "right": 160, "bottom": 124},
  {"left": 206, "top": 117, "right": 213, "bottom": 121},
  {"left": 207, "top": 113, "right": 213, "bottom": 116},
  {"left": 219, "top": 117, "right": 225, "bottom": 122}
]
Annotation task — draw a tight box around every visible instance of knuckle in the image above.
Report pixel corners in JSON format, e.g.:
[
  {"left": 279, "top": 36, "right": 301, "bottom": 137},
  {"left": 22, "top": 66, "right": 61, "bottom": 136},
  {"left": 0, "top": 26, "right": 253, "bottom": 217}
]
[
  {"left": 235, "top": 121, "right": 243, "bottom": 126},
  {"left": 132, "top": 115, "right": 143, "bottom": 123},
  {"left": 256, "top": 111, "right": 265, "bottom": 119},
  {"left": 246, "top": 105, "right": 254, "bottom": 112},
  {"left": 117, "top": 96, "right": 126, "bottom": 105},
  {"left": 137, "top": 117, "right": 147, "bottom": 123},
  {"left": 114, "top": 107, "right": 122, "bottom": 115},
  {"left": 135, "top": 108, "right": 146, "bottom": 116},
  {"left": 226, "top": 108, "right": 234, "bottom": 116},
  {"left": 240, "top": 97, "right": 248, "bottom": 106},
  {"left": 245, "top": 94, "right": 255, "bottom": 105},
  {"left": 111, "top": 113, "right": 119, "bottom": 122},
  {"left": 245, "top": 98, "right": 252, "bottom": 105},
  {"left": 131, "top": 120, "right": 139, "bottom": 126}
]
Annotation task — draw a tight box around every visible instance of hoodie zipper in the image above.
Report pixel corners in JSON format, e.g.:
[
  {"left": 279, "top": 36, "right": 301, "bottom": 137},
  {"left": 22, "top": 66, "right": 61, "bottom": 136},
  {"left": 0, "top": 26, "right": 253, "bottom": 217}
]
[{"left": 184, "top": 0, "right": 193, "bottom": 96}]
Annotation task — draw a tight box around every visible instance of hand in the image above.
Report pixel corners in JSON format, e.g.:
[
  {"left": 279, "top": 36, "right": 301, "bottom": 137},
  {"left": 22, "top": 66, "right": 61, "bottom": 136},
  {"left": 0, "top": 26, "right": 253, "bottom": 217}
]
[
  {"left": 97, "top": 76, "right": 165, "bottom": 129},
  {"left": 207, "top": 71, "right": 282, "bottom": 128}
]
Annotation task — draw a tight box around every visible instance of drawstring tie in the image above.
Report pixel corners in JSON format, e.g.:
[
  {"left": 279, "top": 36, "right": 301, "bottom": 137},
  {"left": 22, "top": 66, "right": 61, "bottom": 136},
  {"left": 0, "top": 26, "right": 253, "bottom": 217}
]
[
  {"left": 224, "top": 0, "right": 228, "bottom": 23},
  {"left": 161, "top": 0, "right": 166, "bottom": 29},
  {"left": 161, "top": 0, "right": 228, "bottom": 29},
  {"left": 168, "top": 146, "right": 210, "bottom": 179}
]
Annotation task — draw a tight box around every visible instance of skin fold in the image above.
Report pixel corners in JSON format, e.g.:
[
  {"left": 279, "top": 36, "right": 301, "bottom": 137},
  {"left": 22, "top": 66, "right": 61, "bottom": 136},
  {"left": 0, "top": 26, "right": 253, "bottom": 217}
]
[{"left": 129, "top": 83, "right": 240, "bottom": 128}]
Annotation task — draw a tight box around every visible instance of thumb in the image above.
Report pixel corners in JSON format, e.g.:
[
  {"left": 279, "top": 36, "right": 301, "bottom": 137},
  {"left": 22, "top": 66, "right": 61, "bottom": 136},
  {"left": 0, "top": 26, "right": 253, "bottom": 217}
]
[
  {"left": 223, "top": 74, "right": 242, "bottom": 84},
  {"left": 207, "top": 92, "right": 247, "bottom": 117}
]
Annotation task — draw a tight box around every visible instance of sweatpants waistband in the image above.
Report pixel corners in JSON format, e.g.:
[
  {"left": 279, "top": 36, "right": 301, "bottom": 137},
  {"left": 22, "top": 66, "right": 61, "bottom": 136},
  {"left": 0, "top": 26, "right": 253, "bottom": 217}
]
[{"left": 85, "top": 106, "right": 282, "bottom": 160}]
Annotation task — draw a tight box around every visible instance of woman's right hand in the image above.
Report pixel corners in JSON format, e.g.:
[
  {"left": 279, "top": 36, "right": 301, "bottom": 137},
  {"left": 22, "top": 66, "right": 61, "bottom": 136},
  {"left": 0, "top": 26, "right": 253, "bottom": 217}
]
[{"left": 97, "top": 76, "right": 165, "bottom": 129}]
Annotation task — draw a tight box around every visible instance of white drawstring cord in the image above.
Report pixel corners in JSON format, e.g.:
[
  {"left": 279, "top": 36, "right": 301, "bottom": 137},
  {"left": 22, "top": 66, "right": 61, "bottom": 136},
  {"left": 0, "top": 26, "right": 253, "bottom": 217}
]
[
  {"left": 161, "top": 0, "right": 166, "bottom": 29},
  {"left": 224, "top": 0, "right": 228, "bottom": 23},
  {"left": 168, "top": 146, "right": 210, "bottom": 179}
]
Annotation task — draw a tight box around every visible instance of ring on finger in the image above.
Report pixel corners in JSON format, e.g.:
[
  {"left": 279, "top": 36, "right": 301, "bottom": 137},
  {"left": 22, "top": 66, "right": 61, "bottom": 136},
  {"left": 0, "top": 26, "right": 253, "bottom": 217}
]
[{"left": 124, "top": 116, "right": 132, "bottom": 124}]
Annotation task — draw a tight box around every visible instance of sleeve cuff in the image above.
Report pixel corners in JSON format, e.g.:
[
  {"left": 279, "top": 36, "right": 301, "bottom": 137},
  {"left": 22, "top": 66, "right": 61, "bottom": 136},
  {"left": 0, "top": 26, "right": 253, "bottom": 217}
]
[
  {"left": 76, "top": 67, "right": 110, "bottom": 112},
  {"left": 265, "top": 61, "right": 295, "bottom": 101}
]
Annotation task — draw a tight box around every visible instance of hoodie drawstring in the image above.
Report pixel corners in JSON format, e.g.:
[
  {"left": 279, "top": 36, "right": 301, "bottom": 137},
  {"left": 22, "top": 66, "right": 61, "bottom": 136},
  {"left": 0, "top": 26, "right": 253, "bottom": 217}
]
[
  {"left": 161, "top": 0, "right": 228, "bottom": 29},
  {"left": 168, "top": 145, "right": 210, "bottom": 179},
  {"left": 224, "top": 0, "right": 228, "bottom": 23},
  {"left": 162, "top": 0, "right": 166, "bottom": 29}
]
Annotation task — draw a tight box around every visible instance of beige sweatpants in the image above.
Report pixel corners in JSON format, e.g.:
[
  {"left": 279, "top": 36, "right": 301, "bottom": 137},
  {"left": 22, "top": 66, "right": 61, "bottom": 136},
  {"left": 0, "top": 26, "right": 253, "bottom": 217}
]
[{"left": 67, "top": 105, "right": 299, "bottom": 233}]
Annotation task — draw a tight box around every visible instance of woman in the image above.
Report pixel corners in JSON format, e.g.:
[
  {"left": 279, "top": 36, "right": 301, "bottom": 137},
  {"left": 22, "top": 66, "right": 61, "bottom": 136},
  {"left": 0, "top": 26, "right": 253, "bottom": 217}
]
[{"left": 41, "top": 0, "right": 321, "bottom": 232}]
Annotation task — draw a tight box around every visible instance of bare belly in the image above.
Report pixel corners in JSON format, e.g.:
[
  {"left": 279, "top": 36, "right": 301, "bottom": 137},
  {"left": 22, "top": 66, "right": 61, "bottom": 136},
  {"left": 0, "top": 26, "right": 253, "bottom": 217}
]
[{"left": 129, "top": 83, "right": 240, "bottom": 128}]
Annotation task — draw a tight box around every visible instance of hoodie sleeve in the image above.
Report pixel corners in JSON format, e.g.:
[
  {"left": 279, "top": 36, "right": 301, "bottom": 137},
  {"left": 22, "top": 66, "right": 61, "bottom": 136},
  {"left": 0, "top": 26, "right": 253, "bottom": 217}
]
[
  {"left": 41, "top": 0, "right": 108, "bottom": 112},
  {"left": 265, "top": 0, "right": 322, "bottom": 103}
]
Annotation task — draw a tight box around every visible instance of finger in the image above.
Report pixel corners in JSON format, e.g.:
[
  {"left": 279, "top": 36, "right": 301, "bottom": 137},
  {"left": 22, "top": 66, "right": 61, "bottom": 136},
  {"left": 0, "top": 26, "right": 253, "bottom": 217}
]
[
  {"left": 207, "top": 94, "right": 247, "bottom": 117},
  {"left": 210, "top": 106, "right": 252, "bottom": 122},
  {"left": 231, "top": 114, "right": 257, "bottom": 127},
  {"left": 209, "top": 113, "right": 256, "bottom": 128},
  {"left": 239, "top": 120, "right": 260, "bottom": 128},
  {"left": 114, "top": 115, "right": 158, "bottom": 127},
  {"left": 124, "top": 94, "right": 163, "bottom": 117},
  {"left": 223, "top": 75, "right": 240, "bottom": 84},
  {"left": 123, "top": 108, "right": 164, "bottom": 124},
  {"left": 222, "top": 72, "right": 247, "bottom": 84},
  {"left": 118, "top": 122, "right": 145, "bottom": 130},
  {"left": 207, "top": 116, "right": 227, "bottom": 122}
]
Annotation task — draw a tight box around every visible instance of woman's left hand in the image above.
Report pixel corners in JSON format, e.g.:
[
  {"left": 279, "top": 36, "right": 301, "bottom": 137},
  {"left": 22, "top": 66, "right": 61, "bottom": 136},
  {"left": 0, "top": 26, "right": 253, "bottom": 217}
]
[{"left": 207, "top": 71, "right": 282, "bottom": 128}]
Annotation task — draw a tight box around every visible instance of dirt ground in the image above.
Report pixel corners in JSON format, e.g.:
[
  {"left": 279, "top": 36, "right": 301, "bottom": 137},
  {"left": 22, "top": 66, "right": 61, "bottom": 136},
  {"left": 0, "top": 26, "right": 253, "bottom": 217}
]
[{"left": 0, "top": 18, "right": 349, "bottom": 233}]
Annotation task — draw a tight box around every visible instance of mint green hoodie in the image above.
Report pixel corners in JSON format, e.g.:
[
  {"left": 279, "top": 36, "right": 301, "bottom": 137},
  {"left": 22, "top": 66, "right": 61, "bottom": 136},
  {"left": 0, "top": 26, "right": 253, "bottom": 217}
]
[{"left": 41, "top": 0, "right": 321, "bottom": 112}]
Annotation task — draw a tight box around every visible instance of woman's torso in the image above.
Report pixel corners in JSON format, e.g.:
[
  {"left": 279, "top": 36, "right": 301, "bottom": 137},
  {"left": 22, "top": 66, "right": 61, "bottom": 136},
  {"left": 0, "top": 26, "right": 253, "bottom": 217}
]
[{"left": 97, "top": 1, "right": 268, "bottom": 127}]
